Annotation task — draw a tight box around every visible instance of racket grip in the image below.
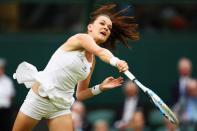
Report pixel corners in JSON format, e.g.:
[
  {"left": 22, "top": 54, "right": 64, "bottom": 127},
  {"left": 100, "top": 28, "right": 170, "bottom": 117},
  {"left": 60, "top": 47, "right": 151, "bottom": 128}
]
[{"left": 124, "top": 70, "right": 136, "bottom": 81}]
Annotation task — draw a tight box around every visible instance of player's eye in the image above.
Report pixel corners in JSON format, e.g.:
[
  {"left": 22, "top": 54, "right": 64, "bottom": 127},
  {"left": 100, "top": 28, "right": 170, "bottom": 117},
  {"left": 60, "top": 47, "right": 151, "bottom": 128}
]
[
  {"left": 108, "top": 26, "right": 112, "bottom": 31},
  {"left": 100, "top": 22, "right": 105, "bottom": 25}
]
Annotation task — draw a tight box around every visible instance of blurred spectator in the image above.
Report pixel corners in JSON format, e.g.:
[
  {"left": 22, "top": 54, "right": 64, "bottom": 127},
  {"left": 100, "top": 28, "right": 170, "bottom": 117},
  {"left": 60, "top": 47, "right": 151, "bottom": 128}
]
[
  {"left": 129, "top": 111, "right": 147, "bottom": 131},
  {"left": 157, "top": 118, "right": 180, "bottom": 131},
  {"left": 174, "top": 79, "right": 197, "bottom": 130},
  {"left": 164, "top": 118, "right": 179, "bottom": 131},
  {"left": 72, "top": 111, "right": 83, "bottom": 131},
  {"left": 93, "top": 119, "right": 109, "bottom": 131},
  {"left": 72, "top": 101, "right": 85, "bottom": 118},
  {"left": 169, "top": 15, "right": 188, "bottom": 30},
  {"left": 183, "top": 79, "right": 197, "bottom": 122},
  {"left": 160, "top": 6, "right": 178, "bottom": 21},
  {"left": 160, "top": 6, "right": 188, "bottom": 30},
  {"left": 164, "top": 119, "right": 177, "bottom": 131},
  {"left": 71, "top": 101, "right": 91, "bottom": 131},
  {"left": 114, "top": 80, "right": 142, "bottom": 130},
  {"left": 175, "top": 79, "right": 197, "bottom": 130},
  {"left": 183, "top": 79, "right": 197, "bottom": 130},
  {"left": 171, "top": 57, "right": 192, "bottom": 106},
  {"left": 0, "top": 58, "right": 15, "bottom": 131}
]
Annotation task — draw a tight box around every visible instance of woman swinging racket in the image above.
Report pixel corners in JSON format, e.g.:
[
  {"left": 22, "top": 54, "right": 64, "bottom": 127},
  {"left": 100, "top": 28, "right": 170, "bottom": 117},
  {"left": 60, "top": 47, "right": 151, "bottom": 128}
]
[{"left": 12, "top": 4, "right": 139, "bottom": 131}]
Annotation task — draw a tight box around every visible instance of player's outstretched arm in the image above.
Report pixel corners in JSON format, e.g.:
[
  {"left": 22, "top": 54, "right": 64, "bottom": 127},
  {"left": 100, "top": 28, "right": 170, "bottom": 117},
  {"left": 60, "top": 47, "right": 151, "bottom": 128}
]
[{"left": 76, "top": 33, "right": 129, "bottom": 72}]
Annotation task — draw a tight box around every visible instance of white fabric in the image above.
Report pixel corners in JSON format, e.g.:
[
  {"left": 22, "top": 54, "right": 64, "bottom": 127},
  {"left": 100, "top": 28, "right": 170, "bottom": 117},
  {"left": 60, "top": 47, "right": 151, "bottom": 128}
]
[
  {"left": 0, "top": 75, "right": 15, "bottom": 108},
  {"left": 13, "top": 62, "right": 38, "bottom": 88},
  {"left": 20, "top": 89, "right": 71, "bottom": 120},
  {"left": 13, "top": 62, "right": 38, "bottom": 84},
  {"left": 14, "top": 48, "right": 92, "bottom": 109},
  {"left": 122, "top": 96, "right": 138, "bottom": 123}
]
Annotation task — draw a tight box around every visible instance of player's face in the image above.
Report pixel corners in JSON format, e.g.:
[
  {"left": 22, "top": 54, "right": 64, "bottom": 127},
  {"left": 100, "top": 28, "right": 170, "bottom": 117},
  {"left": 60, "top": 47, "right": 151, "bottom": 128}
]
[
  {"left": 0, "top": 67, "right": 4, "bottom": 76},
  {"left": 88, "top": 15, "right": 112, "bottom": 44},
  {"left": 179, "top": 60, "right": 191, "bottom": 76}
]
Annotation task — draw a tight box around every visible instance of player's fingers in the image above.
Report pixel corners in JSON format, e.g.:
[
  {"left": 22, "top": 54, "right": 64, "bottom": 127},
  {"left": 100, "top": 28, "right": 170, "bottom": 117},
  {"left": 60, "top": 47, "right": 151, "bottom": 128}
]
[
  {"left": 113, "top": 77, "right": 124, "bottom": 83},
  {"left": 117, "top": 76, "right": 124, "bottom": 81},
  {"left": 119, "top": 66, "right": 128, "bottom": 72},
  {"left": 119, "top": 62, "right": 128, "bottom": 70}
]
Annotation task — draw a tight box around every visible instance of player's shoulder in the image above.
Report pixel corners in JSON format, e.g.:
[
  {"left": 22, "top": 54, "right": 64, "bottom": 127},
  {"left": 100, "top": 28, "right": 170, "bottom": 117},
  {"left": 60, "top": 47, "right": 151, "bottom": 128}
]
[
  {"left": 66, "top": 33, "right": 87, "bottom": 43},
  {"left": 75, "top": 33, "right": 90, "bottom": 37},
  {"left": 64, "top": 33, "right": 92, "bottom": 49},
  {"left": 74, "top": 33, "right": 93, "bottom": 41}
]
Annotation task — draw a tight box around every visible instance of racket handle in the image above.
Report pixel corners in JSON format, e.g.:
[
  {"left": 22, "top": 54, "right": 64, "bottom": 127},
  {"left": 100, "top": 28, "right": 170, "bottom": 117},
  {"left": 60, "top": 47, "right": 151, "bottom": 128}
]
[{"left": 124, "top": 70, "right": 136, "bottom": 81}]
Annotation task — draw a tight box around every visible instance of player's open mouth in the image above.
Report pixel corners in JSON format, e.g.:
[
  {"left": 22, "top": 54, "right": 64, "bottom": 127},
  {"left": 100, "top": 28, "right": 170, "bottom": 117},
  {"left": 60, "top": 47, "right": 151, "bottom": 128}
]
[{"left": 100, "top": 32, "right": 106, "bottom": 36}]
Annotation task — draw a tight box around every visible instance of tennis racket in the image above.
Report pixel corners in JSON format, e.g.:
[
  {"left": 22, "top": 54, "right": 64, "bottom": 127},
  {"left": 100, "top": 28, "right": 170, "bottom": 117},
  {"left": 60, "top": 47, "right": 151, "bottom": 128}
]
[{"left": 124, "top": 70, "right": 179, "bottom": 125}]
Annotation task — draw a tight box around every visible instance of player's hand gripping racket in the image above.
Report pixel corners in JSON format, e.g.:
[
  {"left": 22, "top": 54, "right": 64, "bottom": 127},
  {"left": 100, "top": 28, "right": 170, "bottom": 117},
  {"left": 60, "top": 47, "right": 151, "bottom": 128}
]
[{"left": 124, "top": 70, "right": 179, "bottom": 125}]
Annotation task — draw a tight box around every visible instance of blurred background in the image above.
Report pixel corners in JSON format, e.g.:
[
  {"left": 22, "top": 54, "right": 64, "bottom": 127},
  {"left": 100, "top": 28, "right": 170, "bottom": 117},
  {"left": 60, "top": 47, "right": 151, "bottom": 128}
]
[{"left": 0, "top": 0, "right": 197, "bottom": 131}]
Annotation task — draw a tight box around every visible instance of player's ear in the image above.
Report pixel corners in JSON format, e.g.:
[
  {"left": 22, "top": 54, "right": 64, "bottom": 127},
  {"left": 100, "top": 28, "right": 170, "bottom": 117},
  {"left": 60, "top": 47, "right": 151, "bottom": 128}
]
[{"left": 87, "top": 24, "right": 93, "bottom": 32}]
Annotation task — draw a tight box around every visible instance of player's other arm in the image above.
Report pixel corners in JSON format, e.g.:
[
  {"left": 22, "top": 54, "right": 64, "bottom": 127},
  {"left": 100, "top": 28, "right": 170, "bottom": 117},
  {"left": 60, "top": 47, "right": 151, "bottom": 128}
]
[{"left": 76, "top": 57, "right": 123, "bottom": 101}]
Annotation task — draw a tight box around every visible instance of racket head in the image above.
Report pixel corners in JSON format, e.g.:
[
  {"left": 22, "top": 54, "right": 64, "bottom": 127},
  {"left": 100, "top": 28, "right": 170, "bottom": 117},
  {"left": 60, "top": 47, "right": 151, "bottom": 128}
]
[
  {"left": 124, "top": 71, "right": 178, "bottom": 125},
  {"left": 145, "top": 89, "right": 179, "bottom": 125}
]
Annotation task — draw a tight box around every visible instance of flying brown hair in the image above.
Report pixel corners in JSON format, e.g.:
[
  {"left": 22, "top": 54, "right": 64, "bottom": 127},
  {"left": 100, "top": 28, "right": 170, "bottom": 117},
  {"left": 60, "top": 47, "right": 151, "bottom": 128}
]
[{"left": 89, "top": 4, "right": 140, "bottom": 49}]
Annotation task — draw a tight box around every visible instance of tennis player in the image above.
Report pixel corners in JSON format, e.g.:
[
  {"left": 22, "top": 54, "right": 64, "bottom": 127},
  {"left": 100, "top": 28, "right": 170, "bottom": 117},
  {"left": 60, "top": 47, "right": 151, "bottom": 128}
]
[{"left": 12, "top": 4, "right": 139, "bottom": 131}]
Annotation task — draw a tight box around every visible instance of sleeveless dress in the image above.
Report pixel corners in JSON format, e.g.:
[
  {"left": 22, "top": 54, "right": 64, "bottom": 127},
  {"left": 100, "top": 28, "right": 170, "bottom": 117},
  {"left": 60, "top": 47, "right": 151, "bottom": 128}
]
[{"left": 14, "top": 48, "right": 92, "bottom": 109}]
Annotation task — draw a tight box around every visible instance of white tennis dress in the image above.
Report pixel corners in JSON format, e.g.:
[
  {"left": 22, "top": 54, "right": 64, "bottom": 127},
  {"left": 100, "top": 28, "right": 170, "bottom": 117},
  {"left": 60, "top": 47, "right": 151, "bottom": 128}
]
[{"left": 14, "top": 48, "right": 92, "bottom": 110}]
